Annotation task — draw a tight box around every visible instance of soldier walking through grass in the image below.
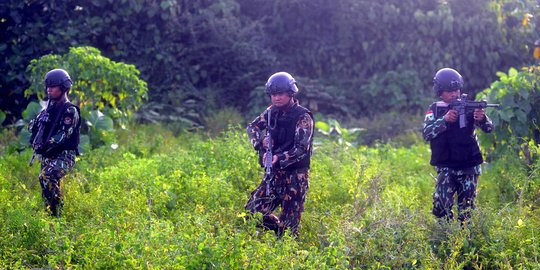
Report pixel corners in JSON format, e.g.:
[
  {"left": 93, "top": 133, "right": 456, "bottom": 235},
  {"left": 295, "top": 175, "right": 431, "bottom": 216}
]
[
  {"left": 245, "top": 72, "right": 314, "bottom": 237},
  {"left": 423, "top": 68, "right": 494, "bottom": 224},
  {"left": 29, "top": 69, "right": 81, "bottom": 217}
]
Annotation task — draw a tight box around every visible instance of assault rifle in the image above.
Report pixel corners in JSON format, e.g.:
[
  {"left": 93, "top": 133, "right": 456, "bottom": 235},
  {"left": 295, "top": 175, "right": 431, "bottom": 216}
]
[
  {"left": 263, "top": 109, "right": 274, "bottom": 196},
  {"left": 29, "top": 100, "right": 51, "bottom": 166},
  {"left": 436, "top": 93, "right": 499, "bottom": 128}
]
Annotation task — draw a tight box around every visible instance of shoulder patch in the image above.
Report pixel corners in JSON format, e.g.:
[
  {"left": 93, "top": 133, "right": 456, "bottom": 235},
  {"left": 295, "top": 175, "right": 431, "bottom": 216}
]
[
  {"left": 64, "top": 116, "right": 73, "bottom": 125},
  {"left": 299, "top": 119, "right": 310, "bottom": 129},
  {"left": 66, "top": 106, "right": 78, "bottom": 114}
]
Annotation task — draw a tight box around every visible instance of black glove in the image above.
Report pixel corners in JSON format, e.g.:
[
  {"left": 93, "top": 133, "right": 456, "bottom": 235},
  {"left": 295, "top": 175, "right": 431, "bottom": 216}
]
[{"left": 33, "top": 143, "right": 46, "bottom": 155}]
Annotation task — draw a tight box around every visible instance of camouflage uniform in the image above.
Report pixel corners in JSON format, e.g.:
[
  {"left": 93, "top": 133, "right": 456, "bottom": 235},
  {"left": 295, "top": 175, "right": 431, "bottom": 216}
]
[
  {"left": 245, "top": 99, "right": 314, "bottom": 236},
  {"left": 423, "top": 104, "right": 493, "bottom": 222},
  {"left": 31, "top": 103, "right": 80, "bottom": 216},
  {"left": 39, "top": 150, "right": 77, "bottom": 216}
]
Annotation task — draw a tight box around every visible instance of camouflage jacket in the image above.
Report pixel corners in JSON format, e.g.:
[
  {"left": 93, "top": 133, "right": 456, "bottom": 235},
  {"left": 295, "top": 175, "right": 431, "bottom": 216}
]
[{"left": 247, "top": 99, "right": 314, "bottom": 171}]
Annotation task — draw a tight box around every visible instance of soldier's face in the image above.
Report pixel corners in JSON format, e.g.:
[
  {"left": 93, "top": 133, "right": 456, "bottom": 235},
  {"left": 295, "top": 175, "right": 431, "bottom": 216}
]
[
  {"left": 440, "top": 89, "right": 460, "bottom": 103},
  {"left": 47, "top": 86, "right": 62, "bottom": 100},
  {"left": 270, "top": 92, "right": 291, "bottom": 108}
]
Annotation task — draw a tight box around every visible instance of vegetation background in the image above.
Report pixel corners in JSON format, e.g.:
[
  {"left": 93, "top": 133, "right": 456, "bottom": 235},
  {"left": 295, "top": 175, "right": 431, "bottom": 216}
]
[
  {"left": 2, "top": 0, "right": 539, "bottom": 129},
  {"left": 1, "top": 0, "right": 539, "bottom": 268},
  {"left": 1, "top": 127, "right": 539, "bottom": 268}
]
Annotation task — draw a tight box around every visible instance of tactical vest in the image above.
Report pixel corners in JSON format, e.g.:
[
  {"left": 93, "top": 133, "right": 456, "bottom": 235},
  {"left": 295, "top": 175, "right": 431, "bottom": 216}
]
[
  {"left": 429, "top": 103, "right": 483, "bottom": 169},
  {"left": 267, "top": 104, "right": 312, "bottom": 170},
  {"left": 42, "top": 101, "right": 81, "bottom": 157}
]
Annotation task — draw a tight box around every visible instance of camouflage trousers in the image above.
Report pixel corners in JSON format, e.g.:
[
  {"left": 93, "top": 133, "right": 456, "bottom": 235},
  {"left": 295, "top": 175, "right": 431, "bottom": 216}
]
[
  {"left": 39, "top": 150, "right": 76, "bottom": 216},
  {"left": 245, "top": 169, "right": 309, "bottom": 237},
  {"left": 432, "top": 168, "right": 479, "bottom": 222}
]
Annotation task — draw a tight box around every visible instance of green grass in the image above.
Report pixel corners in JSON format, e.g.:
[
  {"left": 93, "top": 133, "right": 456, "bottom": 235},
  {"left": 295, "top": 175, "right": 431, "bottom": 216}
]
[{"left": 1, "top": 124, "right": 539, "bottom": 269}]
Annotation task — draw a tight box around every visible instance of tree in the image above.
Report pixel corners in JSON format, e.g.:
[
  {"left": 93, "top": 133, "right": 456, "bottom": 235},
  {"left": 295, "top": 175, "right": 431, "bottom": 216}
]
[
  {"left": 23, "top": 46, "right": 148, "bottom": 148},
  {"left": 25, "top": 46, "right": 148, "bottom": 125}
]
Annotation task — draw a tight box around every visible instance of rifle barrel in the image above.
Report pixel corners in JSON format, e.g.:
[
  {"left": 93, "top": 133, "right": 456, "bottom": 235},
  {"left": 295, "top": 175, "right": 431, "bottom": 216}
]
[{"left": 29, "top": 152, "right": 36, "bottom": 166}]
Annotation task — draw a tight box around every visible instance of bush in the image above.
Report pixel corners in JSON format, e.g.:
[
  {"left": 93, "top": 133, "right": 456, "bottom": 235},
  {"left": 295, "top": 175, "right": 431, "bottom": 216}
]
[
  {"left": 479, "top": 66, "right": 540, "bottom": 164},
  {"left": 1, "top": 125, "right": 539, "bottom": 268},
  {"left": 24, "top": 46, "right": 148, "bottom": 126}
]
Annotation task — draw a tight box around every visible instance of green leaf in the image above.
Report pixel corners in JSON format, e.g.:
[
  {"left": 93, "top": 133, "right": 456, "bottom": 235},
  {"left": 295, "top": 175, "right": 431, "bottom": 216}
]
[
  {"left": 518, "top": 88, "right": 530, "bottom": 100},
  {"left": 79, "top": 134, "right": 91, "bottom": 153},
  {"left": 495, "top": 71, "right": 507, "bottom": 79},
  {"left": 500, "top": 94, "right": 516, "bottom": 107},
  {"left": 22, "top": 101, "right": 44, "bottom": 122},
  {"left": 315, "top": 121, "right": 330, "bottom": 133},
  {"left": 508, "top": 67, "right": 518, "bottom": 77},
  {"left": 18, "top": 128, "right": 31, "bottom": 147},
  {"left": 96, "top": 115, "right": 114, "bottom": 131},
  {"left": 499, "top": 109, "right": 513, "bottom": 122},
  {"left": 87, "top": 110, "right": 114, "bottom": 131},
  {"left": 0, "top": 111, "right": 5, "bottom": 125},
  {"left": 513, "top": 109, "right": 527, "bottom": 126}
]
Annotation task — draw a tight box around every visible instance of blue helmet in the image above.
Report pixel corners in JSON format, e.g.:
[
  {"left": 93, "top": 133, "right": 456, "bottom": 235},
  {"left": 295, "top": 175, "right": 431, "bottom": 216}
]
[
  {"left": 44, "top": 69, "right": 73, "bottom": 92},
  {"left": 433, "top": 68, "right": 463, "bottom": 95},
  {"left": 265, "top": 72, "right": 299, "bottom": 95}
]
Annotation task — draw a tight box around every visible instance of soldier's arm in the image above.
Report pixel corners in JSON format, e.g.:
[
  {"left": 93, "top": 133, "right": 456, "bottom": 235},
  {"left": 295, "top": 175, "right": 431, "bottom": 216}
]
[
  {"left": 475, "top": 115, "right": 494, "bottom": 133},
  {"left": 275, "top": 113, "right": 314, "bottom": 170},
  {"left": 423, "top": 107, "right": 448, "bottom": 141},
  {"left": 246, "top": 108, "right": 269, "bottom": 151},
  {"left": 48, "top": 106, "right": 80, "bottom": 147}
]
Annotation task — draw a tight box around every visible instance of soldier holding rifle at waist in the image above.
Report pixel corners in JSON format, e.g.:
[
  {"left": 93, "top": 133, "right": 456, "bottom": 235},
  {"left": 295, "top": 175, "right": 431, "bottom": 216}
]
[
  {"left": 423, "top": 68, "right": 497, "bottom": 225},
  {"left": 245, "top": 72, "right": 314, "bottom": 238},
  {"left": 28, "top": 69, "right": 81, "bottom": 217}
]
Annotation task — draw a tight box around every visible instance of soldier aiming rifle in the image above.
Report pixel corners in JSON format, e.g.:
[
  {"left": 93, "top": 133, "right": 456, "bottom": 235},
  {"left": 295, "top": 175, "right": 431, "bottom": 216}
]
[
  {"left": 423, "top": 68, "right": 495, "bottom": 225},
  {"left": 434, "top": 93, "right": 499, "bottom": 128}
]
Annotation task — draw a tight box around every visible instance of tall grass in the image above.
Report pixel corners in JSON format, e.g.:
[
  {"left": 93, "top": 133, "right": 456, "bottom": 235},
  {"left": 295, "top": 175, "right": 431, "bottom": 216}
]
[{"left": 1, "top": 124, "right": 538, "bottom": 269}]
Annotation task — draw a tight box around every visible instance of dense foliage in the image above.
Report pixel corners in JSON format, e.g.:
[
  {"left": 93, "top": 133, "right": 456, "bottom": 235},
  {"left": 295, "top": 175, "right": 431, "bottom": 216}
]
[
  {"left": 1, "top": 1, "right": 539, "bottom": 268},
  {"left": 25, "top": 46, "right": 148, "bottom": 125},
  {"left": 1, "top": 126, "right": 538, "bottom": 268},
  {"left": 479, "top": 66, "right": 540, "bottom": 163},
  {"left": 6, "top": 46, "right": 147, "bottom": 150},
  {"left": 1, "top": 0, "right": 539, "bottom": 125},
  {"left": 0, "top": 0, "right": 273, "bottom": 124}
]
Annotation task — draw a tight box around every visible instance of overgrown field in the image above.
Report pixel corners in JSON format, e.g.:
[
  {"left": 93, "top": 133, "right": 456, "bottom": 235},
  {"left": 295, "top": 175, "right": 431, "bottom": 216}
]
[{"left": 1, "top": 125, "right": 539, "bottom": 269}]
